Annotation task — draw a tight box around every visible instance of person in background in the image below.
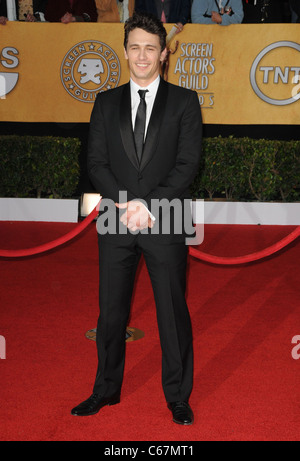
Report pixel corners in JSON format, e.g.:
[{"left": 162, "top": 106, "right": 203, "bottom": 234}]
[
  {"left": 241, "top": 0, "right": 285, "bottom": 23},
  {"left": 0, "top": 0, "right": 47, "bottom": 23},
  {"left": 134, "top": 0, "right": 191, "bottom": 33},
  {"left": 96, "top": 0, "right": 134, "bottom": 22},
  {"left": 45, "top": 0, "right": 97, "bottom": 23},
  {"left": 289, "top": 0, "right": 300, "bottom": 22},
  {"left": 191, "top": 0, "right": 244, "bottom": 24},
  {"left": 0, "top": 0, "right": 8, "bottom": 23}
]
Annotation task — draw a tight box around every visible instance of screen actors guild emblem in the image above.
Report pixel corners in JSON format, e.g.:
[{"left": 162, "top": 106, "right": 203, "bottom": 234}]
[{"left": 61, "top": 40, "right": 121, "bottom": 102}]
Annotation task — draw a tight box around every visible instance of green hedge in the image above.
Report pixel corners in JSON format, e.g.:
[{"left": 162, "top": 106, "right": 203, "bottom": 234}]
[
  {"left": 0, "top": 136, "right": 80, "bottom": 198},
  {"left": 0, "top": 135, "right": 299, "bottom": 202},
  {"left": 191, "top": 136, "right": 300, "bottom": 202}
]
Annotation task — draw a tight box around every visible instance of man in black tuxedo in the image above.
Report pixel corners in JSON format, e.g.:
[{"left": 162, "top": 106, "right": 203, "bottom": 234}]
[{"left": 71, "top": 11, "right": 202, "bottom": 425}]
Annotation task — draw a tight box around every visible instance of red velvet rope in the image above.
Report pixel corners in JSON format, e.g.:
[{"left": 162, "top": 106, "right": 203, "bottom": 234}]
[
  {"left": 189, "top": 225, "right": 300, "bottom": 265},
  {"left": 0, "top": 205, "right": 99, "bottom": 258},
  {"left": 0, "top": 201, "right": 299, "bottom": 264}
]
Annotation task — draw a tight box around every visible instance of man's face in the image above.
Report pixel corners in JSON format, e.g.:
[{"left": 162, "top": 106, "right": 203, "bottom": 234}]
[{"left": 124, "top": 28, "right": 166, "bottom": 87}]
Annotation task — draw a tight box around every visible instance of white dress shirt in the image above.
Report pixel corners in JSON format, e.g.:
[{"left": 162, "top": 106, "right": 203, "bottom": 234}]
[
  {"left": 6, "top": 0, "right": 17, "bottom": 20},
  {"left": 129, "top": 76, "right": 160, "bottom": 222},
  {"left": 117, "top": 0, "right": 130, "bottom": 22},
  {"left": 130, "top": 76, "right": 160, "bottom": 138}
]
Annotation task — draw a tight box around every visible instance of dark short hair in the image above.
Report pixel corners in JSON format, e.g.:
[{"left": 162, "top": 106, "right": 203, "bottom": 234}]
[{"left": 124, "top": 12, "right": 167, "bottom": 52}]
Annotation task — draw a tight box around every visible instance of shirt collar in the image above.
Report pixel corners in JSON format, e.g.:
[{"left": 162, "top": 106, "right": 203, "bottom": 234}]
[{"left": 130, "top": 76, "right": 160, "bottom": 100}]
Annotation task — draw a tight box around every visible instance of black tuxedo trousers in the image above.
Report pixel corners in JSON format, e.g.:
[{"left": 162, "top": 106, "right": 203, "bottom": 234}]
[
  {"left": 93, "top": 233, "right": 193, "bottom": 403},
  {"left": 88, "top": 79, "right": 202, "bottom": 403}
]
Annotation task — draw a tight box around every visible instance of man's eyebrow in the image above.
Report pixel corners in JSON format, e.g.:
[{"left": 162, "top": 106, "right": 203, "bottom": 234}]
[{"left": 128, "top": 43, "right": 157, "bottom": 47}]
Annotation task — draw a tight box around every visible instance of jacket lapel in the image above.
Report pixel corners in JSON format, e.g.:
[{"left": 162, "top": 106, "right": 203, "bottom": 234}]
[
  {"left": 119, "top": 78, "right": 169, "bottom": 172},
  {"left": 119, "top": 82, "right": 140, "bottom": 171},
  {"left": 140, "top": 78, "right": 168, "bottom": 171}
]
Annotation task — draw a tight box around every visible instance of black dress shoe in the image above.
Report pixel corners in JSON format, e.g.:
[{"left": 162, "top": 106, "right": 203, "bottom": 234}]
[
  {"left": 71, "top": 392, "right": 120, "bottom": 416},
  {"left": 167, "top": 401, "right": 194, "bottom": 425}
]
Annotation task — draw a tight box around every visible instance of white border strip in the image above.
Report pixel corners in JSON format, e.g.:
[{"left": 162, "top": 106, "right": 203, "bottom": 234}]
[
  {"left": 193, "top": 201, "right": 300, "bottom": 225},
  {"left": 1, "top": 199, "right": 299, "bottom": 225},
  {"left": 0, "top": 198, "right": 79, "bottom": 223}
]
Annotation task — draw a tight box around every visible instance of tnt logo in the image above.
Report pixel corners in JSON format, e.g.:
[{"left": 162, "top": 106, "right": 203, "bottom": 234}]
[
  {"left": 0, "top": 47, "right": 19, "bottom": 99},
  {"left": 250, "top": 41, "right": 300, "bottom": 106},
  {"left": 0, "top": 335, "right": 6, "bottom": 359}
]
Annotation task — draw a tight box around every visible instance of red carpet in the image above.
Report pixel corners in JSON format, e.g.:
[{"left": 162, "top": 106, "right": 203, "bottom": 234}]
[{"left": 0, "top": 221, "right": 300, "bottom": 441}]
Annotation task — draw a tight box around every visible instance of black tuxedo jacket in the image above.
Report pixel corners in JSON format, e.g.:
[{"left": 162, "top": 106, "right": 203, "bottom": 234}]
[{"left": 87, "top": 78, "right": 202, "bottom": 243}]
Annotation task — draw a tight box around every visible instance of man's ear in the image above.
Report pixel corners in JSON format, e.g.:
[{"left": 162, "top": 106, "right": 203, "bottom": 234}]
[
  {"left": 160, "top": 47, "right": 167, "bottom": 62},
  {"left": 124, "top": 47, "right": 128, "bottom": 60}
]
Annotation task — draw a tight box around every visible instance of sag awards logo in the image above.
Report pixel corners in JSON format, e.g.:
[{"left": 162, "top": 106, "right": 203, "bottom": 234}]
[
  {"left": 172, "top": 42, "right": 215, "bottom": 109},
  {"left": 60, "top": 40, "right": 121, "bottom": 102},
  {"left": 0, "top": 47, "right": 19, "bottom": 99},
  {"left": 250, "top": 41, "right": 300, "bottom": 106}
]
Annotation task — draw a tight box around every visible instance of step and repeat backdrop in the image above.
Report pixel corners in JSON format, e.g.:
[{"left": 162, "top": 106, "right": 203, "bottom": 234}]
[{"left": 0, "top": 22, "right": 299, "bottom": 125}]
